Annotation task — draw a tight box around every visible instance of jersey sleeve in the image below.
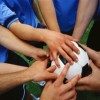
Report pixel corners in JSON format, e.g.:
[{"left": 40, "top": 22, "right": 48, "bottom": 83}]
[{"left": 0, "top": 1, "right": 18, "bottom": 28}]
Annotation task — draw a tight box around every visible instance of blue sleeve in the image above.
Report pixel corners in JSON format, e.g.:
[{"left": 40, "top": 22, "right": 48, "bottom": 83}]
[{"left": 0, "top": 1, "right": 18, "bottom": 28}]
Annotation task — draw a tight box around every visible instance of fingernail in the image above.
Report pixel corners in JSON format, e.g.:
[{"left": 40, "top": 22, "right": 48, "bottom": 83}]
[
  {"left": 58, "top": 65, "right": 60, "bottom": 68},
  {"left": 47, "top": 53, "right": 49, "bottom": 57},
  {"left": 67, "top": 63, "right": 70, "bottom": 66},
  {"left": 75, "top": 58, "right": 78, "bottom": 62},
  {"left": 77, "top": 51, "right": 80, "bottom": 54},
  {"left": 78, "top": 75, "right": 81, "bottom": 79},
  {"left": 70, "top": 61, "right": 74, "bottom": 65}
]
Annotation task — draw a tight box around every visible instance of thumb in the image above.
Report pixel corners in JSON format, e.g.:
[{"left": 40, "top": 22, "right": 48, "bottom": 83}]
[
  {"left": 38, "top": 49, "right": 49, "bottom": 57},
  {"left": 41, "top": 59, "right": 48, "bottom": 68},
  {"left": 77, "top": 76, "right": 90, "bottom": 86},
  {"left": 45, "top": 73, "right": 57, "bottom": 80},
  {"left": 81, "top": 45, "right": 98, "bottom": 62},
  {"left": 45, "top": 81, "right": 52, "bottom": 88},
  {"left": 47, "top": 65, "right": 56, "bottom": 73},
  {"left": 76, "top": 85, "right": 90, "bottom": 91},
  {"left": 67, "top": 75, "right": 80, "bottom": 87},
  {"left": 89, "top": 60, "right": 97, "bottom": 70}
]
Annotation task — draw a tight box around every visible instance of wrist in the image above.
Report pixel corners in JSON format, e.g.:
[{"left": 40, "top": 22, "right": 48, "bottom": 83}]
[
  {"left": 22, "top": 68, "right": 35, "bottom": 82},
  {"left": 27, "top": 46, "right": 38, "bottom": 58},
  {"left": 73, "top": 29, "right": 84, "bottom": 41},
  {"left": 40, "top": 29, "right": 52, "bottom": 43}
]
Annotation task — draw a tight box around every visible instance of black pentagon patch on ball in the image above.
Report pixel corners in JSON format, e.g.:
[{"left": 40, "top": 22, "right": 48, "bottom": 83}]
[
  {"left": 81, "top": 64, "right": 92, "bottom": 77},
  {"left": 76, "top": 42, "right": 86, "bottom": 51},
  {"left": 59, "top": 55, "right": 68, "bottom": 64}
]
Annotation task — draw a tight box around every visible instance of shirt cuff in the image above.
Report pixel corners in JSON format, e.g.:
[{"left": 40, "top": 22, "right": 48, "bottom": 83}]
[{"left": 7, "top": 18, "right": 19, "bottom": 28}]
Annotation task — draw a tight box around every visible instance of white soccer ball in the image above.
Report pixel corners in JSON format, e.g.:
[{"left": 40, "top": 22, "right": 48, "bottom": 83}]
[{"left": 51, "top": 41, "right": 92, "bottom": 80}]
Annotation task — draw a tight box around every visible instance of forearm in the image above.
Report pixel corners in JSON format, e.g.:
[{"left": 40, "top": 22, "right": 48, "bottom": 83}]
[
  {"left": 0, "top": 25, "right": 43, "bottom": 58},
  {"left": 73, "top": 0, "right": 98, "bottom": 41},
  {"left": 38, "top": 0, "right": 60, "bottom": 32},
  {"left": 0, "top": 63, "right": 27, "bottom": 74},
  {"left": 0, "top": 69, "right": 33, "bottom": 94},
  {"left": 9, "top": 21, "right": 52, "bottom": 42}
]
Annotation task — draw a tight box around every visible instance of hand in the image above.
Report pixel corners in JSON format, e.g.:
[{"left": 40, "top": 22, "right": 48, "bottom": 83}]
[
  {"left": 81, "top": 45, "right": 100, "bottom": 67},
  {"left": 43, "top": 30, "right": 79, "bottom": 66},
  {"left": 40, "top": 64, "right": 80, "bottom": 100},
  {"left": 30, "top": 47, "right": 49, "bottom": 61},
  {"left": 31, "top": 47, "right": 49, "bottom": 61},
  {"left": 76, "top": 60, "right": 100, "bottom": 91},
  {"left": 26, "top": 59, "right": 57, "bottom": 82}
]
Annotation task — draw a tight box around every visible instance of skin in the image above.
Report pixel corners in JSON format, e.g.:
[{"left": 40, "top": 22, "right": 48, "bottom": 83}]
[
  {"left": 0, "top": 26, "right": 56, "bottom": 94},
  {"left": 9, "top": 21, "right": 79, "bottom": 66},
  {"left": 76, "top": 46, "right": 100, "bottom": 91},
  {"left": 38, "top": 0, "right": 98, "bottom": 41},
  {"left": 0, "top": 59, "right": 57, "bottom": 94},
  {"left": 73, "top": 0, "right": 98, "bottom": 41},
  {"left": 77, "top": 60, "right": 100, "bottom": 91},
  {"left": 38, "top": 0, "right": 60, "bottom": 32},
  {"left": 81, "top": 45, "right": 100, "bottom": 68},
  {"left": 40, "top": 64, "right": 80, "bottom": 100},
  {"left": 0, "top": 25, "right": 48, "bottom": 61}
]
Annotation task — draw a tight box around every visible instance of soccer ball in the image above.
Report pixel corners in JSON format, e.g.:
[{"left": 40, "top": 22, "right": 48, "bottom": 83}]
[{"left": 51, "top": 41, "right": 92, "bottom": 80}]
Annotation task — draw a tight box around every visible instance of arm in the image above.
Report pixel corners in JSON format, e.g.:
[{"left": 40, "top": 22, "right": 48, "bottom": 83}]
[
  {"left": 0, "top": 63, "right": 27, "bottom": 74},
  {"left": 0, "top": 0, "right": 79, "bottom": 65},
  {"left": 9, "top": 21, "right": 79, "bottom": 66},
  {"left": 38, "top": 0, "right": 60, "bottom": 32},
  {"left": 0, "top": 25, "right": 48, "bottom": 60},
  {"left": 73, "top": 0, "right": 98, "bottom": 41},
  {"left": 0, "top": 60, "right": 57, "bottom": 94},
  {"left": 0, "top": 68, "right": 29, "bottom": 94}
]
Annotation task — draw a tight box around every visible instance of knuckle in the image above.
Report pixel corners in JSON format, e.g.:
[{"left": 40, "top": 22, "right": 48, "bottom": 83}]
[
  {"left": 65, "top": 56, "right": 72, "bottom": 62},
  {"left": 61, "top": 72, "right": 66, "bottom": 77},
  {"left": 70, "top": 42, "right": 75, "bottom": 47},
  {"left": 54, "top": 83, "right": 59, "bottom": 88},
  {"left": 70, "top": 52, "right": 77, "bottom": 59},
  {"left": 69, "top": 82, "right": 74, "bottom": 88},
  {"left": 69, "top": 51, "right": 73, "bottom": 55},
  {"left": 66, "top": 48, "right": 72, "bottom": 54}
]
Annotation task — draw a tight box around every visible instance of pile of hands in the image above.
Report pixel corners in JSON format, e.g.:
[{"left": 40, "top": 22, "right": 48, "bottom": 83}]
[{"left": 27, "top": 33, "right": 100, "bottom": 100}]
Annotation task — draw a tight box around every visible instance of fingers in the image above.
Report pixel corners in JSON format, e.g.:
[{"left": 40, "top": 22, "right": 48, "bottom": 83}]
[
  {"left": 36, "top": 49, "right": 49, "bottom": 60},
  {"left": 61, "top": 43, "right": 78, "bottom": 62},
  {"left": 76, "top": 85, "right": 90, "bottom": 91},
  {"left": 35, "top": 59, "right": 48, "bottom": 69},
  {"left": 52, "top": 51, "right": 60, "bottom": 67},
  {"left": 39, "top": 49, "right": 49, "bottom": 57},
  {"left": 47, "top": 65, "right": 56, "bottom": 73},
  {"left": 69, "top": 95, "right": 77, "bottom": 100},
  {"left": 63, "top": 75, "right": 80, "bottom": 92},
  {"left": 66, "top": 40, "right": 79, "bottom": 54},
  {"left": 77, "top": 76, "right": 90, "bottom": 86},
  {"left": 64, "top": 35, "right": 74, "bottom": 41},
  {"left": 62, "top": 88, "right": 76, "bottom": 100},
  {"left": 89, "top": 60, "right": 96, "bottom": 69},
  {"left": 58, "top": 47, "right": 73, "bottom": 64},
  {"left": 45, "top": 81, "right": 52, "bottom": 89},
  {"left": 45, "top": 72, "right": 57, "bottom": 80},
  {"left": 54, "top": 64, "right": 70, "bottom": 86},
  {"left": 41, "top": 59, "right": 48, "bottom": 68},
  {"left": 81, "top": 45, "right": 98, "bottom": 62},
  {"left": 50, "top": 51, "right": 53, "bottom": 61}
]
